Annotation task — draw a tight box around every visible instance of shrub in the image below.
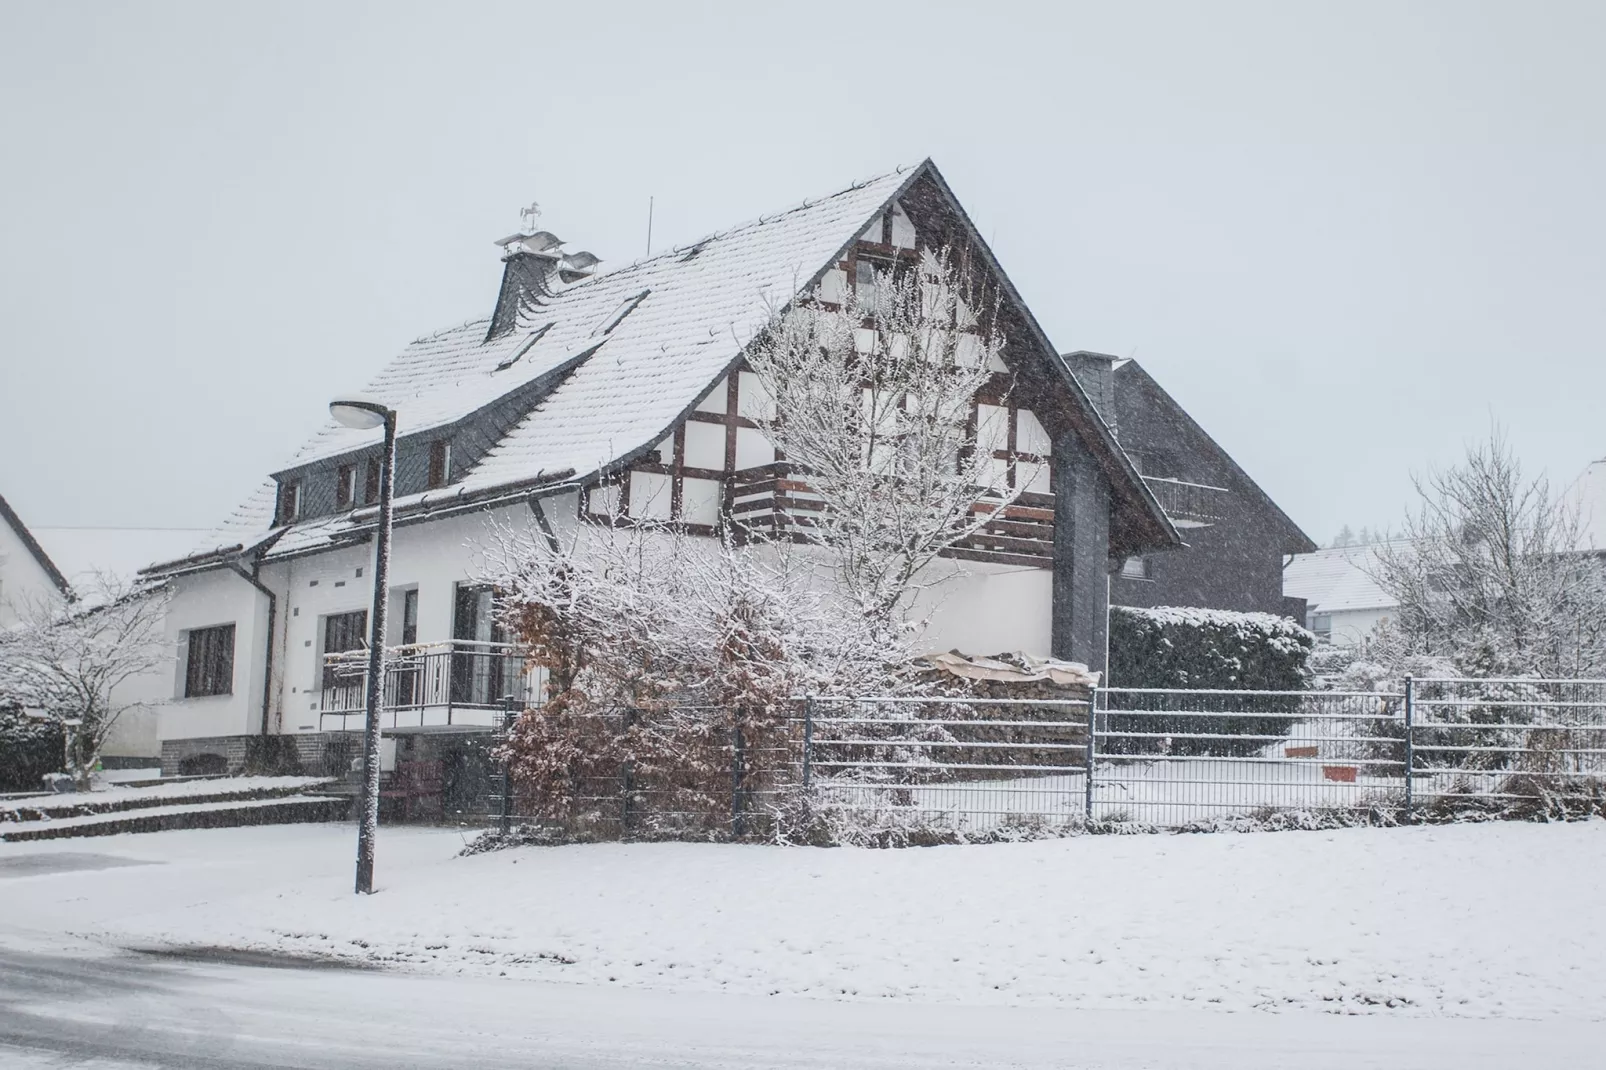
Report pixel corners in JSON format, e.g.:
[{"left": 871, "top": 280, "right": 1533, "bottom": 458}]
[
  {"left": 0, "top": 704, "right": 64, "bottom": 793},
  {"left": 1105, "top": 606, "right": 1314, "bottom": 756}
]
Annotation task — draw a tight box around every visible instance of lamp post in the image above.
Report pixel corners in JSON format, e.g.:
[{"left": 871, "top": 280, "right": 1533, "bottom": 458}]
[{"left": 329, "top": 396, "right": 397, "bottom": 895}]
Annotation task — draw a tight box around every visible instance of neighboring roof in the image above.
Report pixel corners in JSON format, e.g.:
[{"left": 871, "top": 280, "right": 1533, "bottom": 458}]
[
  {"left": 1112, "top": 360, "right": 1317, "bottom": 555},
  {"left": 32, "top": 527, "right": 211, "bottom": 590},
  {"left": 1282, "top": 543, "right": 1401, "bottom": 614},
  {"left": 1561, "top": 456, "right": 1606, "bottom": 551},
  {"left": 162, "top": 160, "right": 1178, "bottom": 573},
  {"left": 0, "top": 492, "right": 70, "bottom": 595}
]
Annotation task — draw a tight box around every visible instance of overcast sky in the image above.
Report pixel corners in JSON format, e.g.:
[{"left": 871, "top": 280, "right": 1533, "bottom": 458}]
[{"left": 1, "top": 1, "right": 1602, "bottom": 547}]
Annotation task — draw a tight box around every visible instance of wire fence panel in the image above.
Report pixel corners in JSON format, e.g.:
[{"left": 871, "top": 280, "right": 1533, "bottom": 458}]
[
  {"left": 1093, "top": 688, "right": 1406, "bottom": 826},
  {"left": 465, "top": 679, "right": 1606, "bottom": 839},
  {"left": 806, "top": 696, "right": 1090, "bottom": 836},
  {"left": 1409, "top": 678, "right": 1606, "bottom": 814}
]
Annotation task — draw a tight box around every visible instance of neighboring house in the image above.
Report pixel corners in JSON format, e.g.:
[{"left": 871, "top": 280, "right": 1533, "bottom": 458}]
[
  {"left": 140, "top": 159, "right": 1182, "bottom": 776},
  {"left": 1281, "top": 543, "right": 1400, "bottom": 649},
  {"left": 1562, "top": 455, "right": 1606, "bottom": 550},
  {"left": 0, "top": 492, "right": 72, "bottom": 628},
  {"left": 1064, "top": 356, "right": 1315, "bottom": 618}
]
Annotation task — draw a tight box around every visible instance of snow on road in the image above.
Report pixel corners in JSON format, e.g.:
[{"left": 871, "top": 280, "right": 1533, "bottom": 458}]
[{"left": 7, "top": 819, "right": 1599, "bottom": 1021}]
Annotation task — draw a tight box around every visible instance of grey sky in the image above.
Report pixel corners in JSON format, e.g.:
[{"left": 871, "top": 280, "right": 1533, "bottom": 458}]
[{"left": 1, "top": 1, "right": 1602, "bottom": 547}]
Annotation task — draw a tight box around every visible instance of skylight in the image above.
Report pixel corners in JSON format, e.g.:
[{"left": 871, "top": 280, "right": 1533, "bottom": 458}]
[
  {"left": 494, "top": 322, "right": 553, "bottom": 371},
  {"left": 593, "top": 290, "right": 650, "bottom": 336}
]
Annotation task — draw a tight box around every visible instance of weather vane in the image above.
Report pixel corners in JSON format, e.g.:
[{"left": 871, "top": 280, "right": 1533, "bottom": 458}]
[{"left": 520, "top": 201, "right": 541, "bottom": 233}]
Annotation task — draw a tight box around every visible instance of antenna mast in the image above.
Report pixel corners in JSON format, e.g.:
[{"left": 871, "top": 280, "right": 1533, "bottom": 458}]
[{"left": 646, "top": 196, "right": 654, "bottom": 257}]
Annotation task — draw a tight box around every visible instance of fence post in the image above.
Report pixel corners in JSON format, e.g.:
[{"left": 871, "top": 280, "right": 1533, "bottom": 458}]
[
  {"left": 731, "top": 710, "right": 746, "bottom": 840},
  {"left": 801, "top": 697, "right": 814, "bottom": 792},
  {"left": 1084, "top": 685, "right": 1098, "bottom": 820},
  {"left": 1402, "top": 675, "right": 1415, "bottom": 819},
  {"left": 499, "top": 692, "right": 517, "bottom": 835}
]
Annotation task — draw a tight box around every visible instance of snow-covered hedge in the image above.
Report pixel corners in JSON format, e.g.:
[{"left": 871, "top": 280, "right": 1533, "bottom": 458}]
[
  {"left": 1106, "top": 607, "right": 1314, "bottom": 757},
  {"left": 1108, "top": 606, "right": 1313, "bottom": 692}
]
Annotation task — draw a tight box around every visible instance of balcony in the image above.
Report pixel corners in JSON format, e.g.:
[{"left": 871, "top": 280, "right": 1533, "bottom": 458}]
[
  {"left": 318, "top": 640, "right": 544, "bottom": 734},
  {"left": 1142, "top": 476, "right": 1228, "bottom": 527},
  {"left": 725, "top": 462, "right": 1054, "bottom": 568}
]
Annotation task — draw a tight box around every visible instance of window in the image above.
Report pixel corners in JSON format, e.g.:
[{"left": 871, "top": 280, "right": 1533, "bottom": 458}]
[
  {"left": 277, "top": 480, "right": 302, "bottom": 524},
  {"left": 427, "top": 440, "right": 452, "bottom": 489},
  {"left": 336, "top": 465, "right": 357, "bottom": 511},
  {"left": 1120, "top": 555, "right": 1150, "bottom": 580},
  {"left": 321, "top": 610, "right": 368, "bottom": 690},
  {"left": 1311, "top": 613, "right": 1333, "bottom": 641},
  {"left": 184, "top": 624, "right": 235, "bottom": 698},
  {"left": 364, "top": 457, "right": 381, "bottom": 505}
]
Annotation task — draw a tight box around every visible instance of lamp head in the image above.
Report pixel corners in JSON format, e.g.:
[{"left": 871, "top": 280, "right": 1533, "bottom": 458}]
[{"left": 329, "top": 396, "right": 393, "bottom": 430}]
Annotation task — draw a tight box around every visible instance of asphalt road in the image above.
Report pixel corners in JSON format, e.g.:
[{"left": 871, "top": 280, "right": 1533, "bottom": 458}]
[{"left": 5, "top": 943, "right": 1606, "bottom": 1070}]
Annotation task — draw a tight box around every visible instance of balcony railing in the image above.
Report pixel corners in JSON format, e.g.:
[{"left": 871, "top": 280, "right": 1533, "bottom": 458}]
[
  {"left": 1142, "top": 476, "right": 1229, "bottom": 526},
  {"left": 318, "top": 640, "right": 544, "bottom": 733},
  {"left": 725, "top": 462, "right": 1055, "bottom": 568}
]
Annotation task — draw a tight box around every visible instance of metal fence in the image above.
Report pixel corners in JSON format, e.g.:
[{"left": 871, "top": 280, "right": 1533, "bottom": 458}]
[{"left": 471, "top": 678, "right": 1606, "bottom": 838}]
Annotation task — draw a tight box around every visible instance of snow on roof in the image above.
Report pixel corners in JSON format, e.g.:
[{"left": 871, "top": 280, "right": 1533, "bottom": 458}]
[
  {"left": 171, "top": 165, "right": 923, "bottom": 565},
  {"left": 279, "top": 165, "right": 917, "bottom": 481},
  {"left": 1282, "top": 543, "right": 1402, "bottom": 614},
  {"left": 1561, "top": 456, "right": 1606, "bottom": 551},
  {"left": 33, "top": 527, "right": 212, "bottom": 591}
]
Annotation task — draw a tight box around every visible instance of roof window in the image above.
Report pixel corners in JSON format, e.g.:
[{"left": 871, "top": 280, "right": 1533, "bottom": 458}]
[
  {"left": 593, "top": 290, "right": 650, "bottom": 336},
  {"left": 494, "top": 322, "right": 553, "bottom": 372}
]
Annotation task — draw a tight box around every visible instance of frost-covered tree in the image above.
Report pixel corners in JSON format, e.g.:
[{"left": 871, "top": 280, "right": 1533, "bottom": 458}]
[
  {"left": 1331, "top": 524, "right": 1357, "bottom": 548},
  {"left": 0, "top": 576, "right": 171, "bottom": 790},
  {"left": 1371, "top": 428, "right": 1606, "bottom": 677},
  {"left": 744, "top": 248, "right": 1023, "bottom": 637},
  {"left": 480, "top": 516, "right": 932, "bottom": 834}
]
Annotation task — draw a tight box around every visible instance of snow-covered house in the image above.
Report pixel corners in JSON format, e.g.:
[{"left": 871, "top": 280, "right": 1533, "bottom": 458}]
[
  {"left": 1281, "top": 543, "right": 1400, "bottom": 648},
  {"left": 141, "top": 160, "right": 1181, "bottom": 776},
  {"left": 0, "top": 492, "right": 71, "bottom": 629}
]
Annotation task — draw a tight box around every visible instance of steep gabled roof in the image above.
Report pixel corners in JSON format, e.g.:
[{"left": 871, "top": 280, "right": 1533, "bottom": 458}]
[
  {"left": 164, "top": 160, "right": 1179, "bottom": 570},
  {"left": 0, "top": 492, "right": 70, "bottom": 596},
  {"left": 1113, "top": 359, "right": 1316, "bottom": 555}
]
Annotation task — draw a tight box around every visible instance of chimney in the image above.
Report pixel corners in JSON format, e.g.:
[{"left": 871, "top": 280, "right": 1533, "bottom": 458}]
[
  {"left": 1063, "top": 351, "right": 1118, "bottom": 438},
  {"left": 486, "top": 205, "right": 600, "bottom": 340}
]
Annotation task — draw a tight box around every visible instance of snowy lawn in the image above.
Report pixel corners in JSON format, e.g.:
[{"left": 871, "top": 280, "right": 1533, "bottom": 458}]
[{"left": 28, "top": 818, "right": 1599, "bottom": 1020}]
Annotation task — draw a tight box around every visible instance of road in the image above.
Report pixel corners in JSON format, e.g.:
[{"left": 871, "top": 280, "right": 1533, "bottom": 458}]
[{"left": 4, "top": 943, "right": 1606, "bottom": 1070}]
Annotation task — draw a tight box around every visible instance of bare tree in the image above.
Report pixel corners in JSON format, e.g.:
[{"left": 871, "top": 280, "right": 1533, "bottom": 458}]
[
  {"left": 0, "top": 576, "right": 171, "bottom": 790},
  {"left": 1371, "top": 428, "right": 1606, "bottom": 677},
  {"left": 744, "top": 247, "right": 1024, "bottom": 637}
]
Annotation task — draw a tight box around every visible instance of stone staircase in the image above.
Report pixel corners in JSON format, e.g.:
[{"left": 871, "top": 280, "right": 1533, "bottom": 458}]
[{"left": 0, "top": 776, "right": 351, "bottom": 842}]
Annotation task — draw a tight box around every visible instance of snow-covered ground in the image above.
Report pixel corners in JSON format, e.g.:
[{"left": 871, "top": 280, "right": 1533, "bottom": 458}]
[{"left": 8, "top": 819, "right": 1602, "bottom": 1021}]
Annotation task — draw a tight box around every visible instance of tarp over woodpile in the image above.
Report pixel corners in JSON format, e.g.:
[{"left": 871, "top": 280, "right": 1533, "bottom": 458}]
[{"left": 919, "top": 651, "right": 1099, "bottom": 689}]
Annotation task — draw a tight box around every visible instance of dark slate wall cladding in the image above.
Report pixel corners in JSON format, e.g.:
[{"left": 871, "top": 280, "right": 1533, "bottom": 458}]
[
  {"left": 269, "top": 367, "right": 579, "bottom": 523},
  {"left": 1107, "top": 370, "right": 1297, "bottom": 616},
  {"left": 1051, "top": 439, "right": 1112, "bottom": 673}
]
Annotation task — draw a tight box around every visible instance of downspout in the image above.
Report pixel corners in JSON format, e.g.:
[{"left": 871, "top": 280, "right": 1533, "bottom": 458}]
[{"left": 224, "top": 559, "right": 278, "bottom": 738}]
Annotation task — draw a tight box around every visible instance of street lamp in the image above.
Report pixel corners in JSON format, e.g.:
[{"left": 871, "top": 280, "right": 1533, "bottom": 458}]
[{"left": 329, "top": 395, "right": 397, "bottom": 895}]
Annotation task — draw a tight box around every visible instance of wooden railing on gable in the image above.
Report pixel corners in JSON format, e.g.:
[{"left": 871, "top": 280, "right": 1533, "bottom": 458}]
[{"left": 723, "top": 462, "right": 1053, "bottom": 569}]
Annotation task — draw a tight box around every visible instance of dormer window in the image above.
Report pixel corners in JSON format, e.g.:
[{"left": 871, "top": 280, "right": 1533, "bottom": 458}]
[
  {"left": 277, "top": 480, "right": 303, "bottom": 525},
  {"left": 336, "top": 464, "right": 357, "bottom": 511},
  {"left": 427, "top": 440, "right": 452, "bottom": 489}
]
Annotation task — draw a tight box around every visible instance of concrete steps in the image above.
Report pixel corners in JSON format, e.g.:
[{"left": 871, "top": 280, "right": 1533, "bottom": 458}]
[
  {"left": 0, "top": 776, "right": 351, "bottom": 842},
  {"left": 1, "top": 795, "right": 350, "bottom": 842}
]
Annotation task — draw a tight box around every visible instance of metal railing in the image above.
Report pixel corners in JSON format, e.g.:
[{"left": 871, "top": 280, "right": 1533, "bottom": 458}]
[
  {"left": 1142, "top": 476, "right": 1229, "bottom": 524},
  {"left": 318, "top": 640, "right": 543, "bottom": 733}
]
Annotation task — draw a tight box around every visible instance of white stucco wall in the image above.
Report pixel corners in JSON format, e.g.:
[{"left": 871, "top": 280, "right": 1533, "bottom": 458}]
[
  {"left": 147, "top": 490, "right": 1056, "bottom": 749},
  {"left": 0, "top": 515, "right": 66, "bottom": 628},
  {"left": 1321, "top": 606, "right": 1394, "bottom": 650}
]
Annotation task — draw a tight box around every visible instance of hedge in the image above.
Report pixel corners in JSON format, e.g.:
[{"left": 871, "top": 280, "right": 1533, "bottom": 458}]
[
  {"left": 0, "top": 704, "right": 64, "bottom": 793},
  {"left": 1105, "top": 606, "right": 1315, "bottom": 757}
]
